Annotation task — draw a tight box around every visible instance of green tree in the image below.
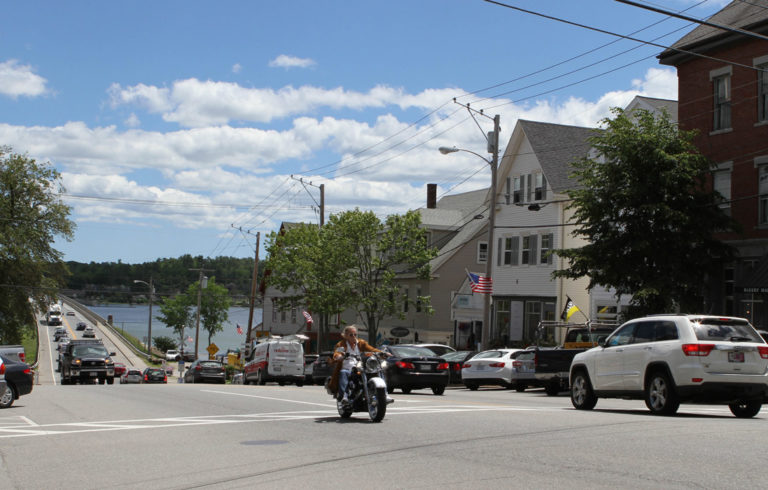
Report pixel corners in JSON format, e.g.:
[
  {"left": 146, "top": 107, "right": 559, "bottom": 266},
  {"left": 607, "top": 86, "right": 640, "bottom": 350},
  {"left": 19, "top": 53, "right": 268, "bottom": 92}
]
[
  {"left": 553, "top": 108, "right": 737, "bottom": 318},
  {"left": 156, "top": 294, "right": 192, "bottom": 354},
  {"left": 323, "top": 209, "right": 436, "bottom": 343},
  {"left": 0, "top": 147, "right": 75, "bottom": 343},
  {"left": 153, "top": 335, "right": 177, "bottom": 353},
  {"left": 186, "top": 276, "right": 231, "bottom": 347}
]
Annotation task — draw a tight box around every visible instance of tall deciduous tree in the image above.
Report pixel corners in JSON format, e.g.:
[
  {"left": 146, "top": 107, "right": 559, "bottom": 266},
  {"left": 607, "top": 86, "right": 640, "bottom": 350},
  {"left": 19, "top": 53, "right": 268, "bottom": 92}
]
[
  {"left": 0, "top": 147, "right": 75, "bottom": 343},
  {"left": 553, "top": 108, "right": 737, "bottom": 318},
  {"left": 155, "top": 294, "right": 192, "bottom": 354},
  {"left": 187, "top": 277, "right": 231, "bottom": 347}
]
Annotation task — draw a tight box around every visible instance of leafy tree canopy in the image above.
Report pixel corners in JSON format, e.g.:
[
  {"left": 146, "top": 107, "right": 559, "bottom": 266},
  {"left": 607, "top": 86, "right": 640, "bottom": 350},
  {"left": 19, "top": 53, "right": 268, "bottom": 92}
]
[
  {"left": 0, "top": 147, "right": 75, "bottom": 343},
  {"left": 553, "top": 108, "right": 737, "bottom": 318}
]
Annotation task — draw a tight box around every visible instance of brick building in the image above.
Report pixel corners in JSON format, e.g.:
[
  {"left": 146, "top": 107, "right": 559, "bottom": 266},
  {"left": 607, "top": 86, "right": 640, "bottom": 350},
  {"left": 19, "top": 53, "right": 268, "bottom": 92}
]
[{"left": 659, "top": 1, "right": 768, "bottom": 327}]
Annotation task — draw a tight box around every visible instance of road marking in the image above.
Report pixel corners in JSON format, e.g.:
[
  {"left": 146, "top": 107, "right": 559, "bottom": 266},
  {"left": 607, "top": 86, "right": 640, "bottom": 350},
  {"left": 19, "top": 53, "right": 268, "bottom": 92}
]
[{"left": 201, "top": 389, "right": 336, "bottom": 408}]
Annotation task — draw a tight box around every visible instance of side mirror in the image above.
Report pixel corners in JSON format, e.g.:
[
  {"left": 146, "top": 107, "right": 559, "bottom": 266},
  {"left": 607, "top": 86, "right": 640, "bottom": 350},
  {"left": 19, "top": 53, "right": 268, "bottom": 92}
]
[
  {"left": 597, "top": 337, "right": 607, "bottom": 347},
  {"left": 110, "top": 352, "right": 116, "bottom": 356}
]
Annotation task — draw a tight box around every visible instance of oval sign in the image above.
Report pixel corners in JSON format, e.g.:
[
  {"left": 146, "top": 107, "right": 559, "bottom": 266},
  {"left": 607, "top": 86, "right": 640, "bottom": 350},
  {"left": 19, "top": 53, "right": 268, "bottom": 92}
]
[{"left": 390, "top": 327, "right": 410, "bottom": 338}]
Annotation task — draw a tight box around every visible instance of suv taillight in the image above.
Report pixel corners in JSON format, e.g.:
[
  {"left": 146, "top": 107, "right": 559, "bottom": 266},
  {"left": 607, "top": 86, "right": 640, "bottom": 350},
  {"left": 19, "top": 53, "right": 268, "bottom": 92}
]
[
  {"left": 682, "top": 343, "right": 715, "bottom": 356},
  {"left": 758, "top": 346, "right": 768, "bottom": 359}
]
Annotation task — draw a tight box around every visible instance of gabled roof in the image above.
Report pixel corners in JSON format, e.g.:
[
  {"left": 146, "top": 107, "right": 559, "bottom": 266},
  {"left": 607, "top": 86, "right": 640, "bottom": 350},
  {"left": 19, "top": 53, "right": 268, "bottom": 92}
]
[
  {"left": 625, "top": 96, "right": 678, "bottom": 122},
  {"left": 517, "top": 120, "right": 597, "bottom": 193},
  {"left": 659, "top": 1, "right": 768, "bottom": 66}
]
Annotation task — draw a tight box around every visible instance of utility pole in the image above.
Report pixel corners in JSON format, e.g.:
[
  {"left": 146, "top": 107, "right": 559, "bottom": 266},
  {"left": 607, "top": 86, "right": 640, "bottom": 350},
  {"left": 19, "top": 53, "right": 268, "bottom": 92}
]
[
  {"left": 291, "top": 175, "right": 325, "bottom": 226},
  {"left": 245, "top": 232, "right": 260, "bottom": 357},
  {"left": 189, "top": 267, "right": 213, "bottom": 360},
  {"left": 483, "top": 114, "right": 500, "bottom": 350}
]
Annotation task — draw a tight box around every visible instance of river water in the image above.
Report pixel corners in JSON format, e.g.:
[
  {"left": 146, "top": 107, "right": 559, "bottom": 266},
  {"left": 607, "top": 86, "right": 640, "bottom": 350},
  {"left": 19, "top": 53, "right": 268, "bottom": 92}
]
[{"left": 89, "top": 304, "right": 262, "bottom": 357}]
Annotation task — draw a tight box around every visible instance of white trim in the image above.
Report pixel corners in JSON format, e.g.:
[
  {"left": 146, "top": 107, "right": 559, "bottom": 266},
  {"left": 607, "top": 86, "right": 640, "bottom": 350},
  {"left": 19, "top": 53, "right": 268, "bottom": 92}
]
[
  {"left": 755, "top": 156, "right": 768, "bottom": 167},
  {"left": 709, "top": 65, "right": 732, "bottom": 80},
  {"left": 715, "top": 161, "right": 733, "bottom": 171},
  {"left": 753, "top": 55, "right": 768, "bottom": 67}
]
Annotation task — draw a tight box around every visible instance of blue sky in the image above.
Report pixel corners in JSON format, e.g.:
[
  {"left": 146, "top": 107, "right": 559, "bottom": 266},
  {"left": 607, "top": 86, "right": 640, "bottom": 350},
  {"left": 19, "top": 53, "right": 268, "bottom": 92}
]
[{"left": 1, "top": 0, "right": 729, "bottom": 264}]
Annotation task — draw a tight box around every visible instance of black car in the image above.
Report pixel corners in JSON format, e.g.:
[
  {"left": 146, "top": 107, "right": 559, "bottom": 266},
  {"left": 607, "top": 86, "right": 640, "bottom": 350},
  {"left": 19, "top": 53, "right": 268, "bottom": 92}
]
[
  {"left": 142, "top": 367, "right": 167, "bottom": 384},
  {"left": 0, "top": 355, "right": 34, "bottom": 408},
  {"left": 440, "top": 350, "right": 477, "bottom": 384},
  {"left": 381, "top": 345, "right": 450, "bottom": 395},
  {"left": 303, "top": 354, "right": 318, "bottom": 384},
  {"left": 76, "top": 322, "right": 87, "bottom": 331},
  {"left": 183, "top": 359, "right": 226, "bottom": 384},
  {"left": 311, "top": 351, "right": 335, "bottom": 385},
  {"left": 53, "top": 327, "right": 68, "bottom": 342}
]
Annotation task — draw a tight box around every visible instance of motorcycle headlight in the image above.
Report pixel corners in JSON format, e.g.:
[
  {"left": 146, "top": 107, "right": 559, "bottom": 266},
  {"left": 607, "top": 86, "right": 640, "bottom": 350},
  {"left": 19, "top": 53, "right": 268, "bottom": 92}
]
[{"left": 365, "top": 356, "right": 381, "bottom": 372}]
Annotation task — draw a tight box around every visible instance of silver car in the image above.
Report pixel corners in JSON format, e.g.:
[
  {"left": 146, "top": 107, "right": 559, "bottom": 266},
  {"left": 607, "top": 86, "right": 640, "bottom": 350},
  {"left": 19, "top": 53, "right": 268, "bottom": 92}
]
[{"left": 120, "top": 369, "right": 143, "bottom": 384}]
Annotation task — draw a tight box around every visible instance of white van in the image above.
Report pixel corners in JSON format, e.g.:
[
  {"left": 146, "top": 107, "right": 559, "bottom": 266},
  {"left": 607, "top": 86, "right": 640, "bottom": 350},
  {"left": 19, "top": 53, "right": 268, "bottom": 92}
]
[{"left": 243, "top": 337, "right": 305, "bottom": 386}]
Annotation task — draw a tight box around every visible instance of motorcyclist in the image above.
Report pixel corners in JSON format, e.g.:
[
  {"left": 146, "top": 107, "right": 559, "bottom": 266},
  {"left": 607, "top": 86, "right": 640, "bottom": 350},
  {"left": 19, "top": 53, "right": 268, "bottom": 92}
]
[{"left": 329, "top": 324, "right": 390, "bottom": 404}]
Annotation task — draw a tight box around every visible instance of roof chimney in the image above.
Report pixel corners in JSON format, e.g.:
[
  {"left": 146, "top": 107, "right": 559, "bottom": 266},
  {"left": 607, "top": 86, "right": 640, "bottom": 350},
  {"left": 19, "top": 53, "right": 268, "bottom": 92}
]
[{"left": 427, "top": 183, "right": 437, "bottom": 209}]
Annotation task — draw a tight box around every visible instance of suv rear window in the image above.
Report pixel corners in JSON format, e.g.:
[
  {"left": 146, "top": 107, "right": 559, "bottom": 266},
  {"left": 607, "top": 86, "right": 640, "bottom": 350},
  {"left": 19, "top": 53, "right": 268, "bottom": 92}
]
[{"left": 690, "top": 318, "right": 763, "bottom": 342}]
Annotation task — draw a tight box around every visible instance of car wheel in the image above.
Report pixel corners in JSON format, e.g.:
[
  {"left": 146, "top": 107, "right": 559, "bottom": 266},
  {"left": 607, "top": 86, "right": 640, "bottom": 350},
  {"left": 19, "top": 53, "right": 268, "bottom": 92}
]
[
  {"left": 645, "top": 370, "right": 679, "bottom": 415},
  {"left": 515, "top": 384, "right": 526, "bottom": 392},
  {"left": 296, "top": 381, "right": 304, "bottom": 387},
  {"left": 107, "top": 377, "right": 114, "bottom": 385},
  {"left": 570, "top": 371, "right": 597, "bottom": 410},
  {"left": 257, "top": 370, "right": 266, "bottom": 385},
  {"left": 729, "top": 400, "right": 762, "bottom": 418},
  {"left": 466, "top": 383, "right": 479, "bottom": 391},
  {"left": 545, "top": 383, "right": 560, "bottom": 396},
  {"left": 401, "top": 387, "right": 412, "bottom": 394},
  {"left": 0, "top": 384, "right": 15, "bottom": 408},
  {"left": 431, "top": 385, "right": 445, "bottom": 395}
]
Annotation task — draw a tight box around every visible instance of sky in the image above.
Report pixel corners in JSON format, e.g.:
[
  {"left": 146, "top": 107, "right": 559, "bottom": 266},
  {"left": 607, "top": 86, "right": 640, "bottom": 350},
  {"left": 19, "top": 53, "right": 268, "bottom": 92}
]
[{"left": 1, "top": 0, "right": 731, "bottom": 264}]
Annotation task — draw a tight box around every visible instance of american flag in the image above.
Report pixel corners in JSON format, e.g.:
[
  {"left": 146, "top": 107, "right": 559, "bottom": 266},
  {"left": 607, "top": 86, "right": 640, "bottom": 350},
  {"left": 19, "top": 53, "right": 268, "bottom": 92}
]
[
  {"left": 236, "top": 324, "right": 243, "bottom": 335},
  {"left": 467, "top": 271, "right": 493, "bottom": 294},
  {"left": 302, "top": 311, "right": 313, "bottom": 324}
]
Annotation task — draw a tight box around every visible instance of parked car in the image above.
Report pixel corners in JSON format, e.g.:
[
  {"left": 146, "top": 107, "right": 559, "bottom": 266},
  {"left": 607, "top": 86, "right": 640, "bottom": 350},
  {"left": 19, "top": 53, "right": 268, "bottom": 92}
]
[
  {"left": 571, "top": 314, "right": 768, "bottom": 417},
  {"left": 113, "top": 363, "right": 127, "bottom": 377},
  {"left": 66, "top": 311, "right": 76, "bottom": 316},
  {"left": 165, "top": 349, "right": 181, "bottom": 361},
  {"left": 53, "top": 327, "right": 68, "bottom": 342},
  {"left": 121, "top": 369, "right": 143, "bottom": 384},
  {"left": 0, "top": 355, "right": 33, "bottom": 408},
  {"left": 461, "top": 349, "right": 524, "bottom": 390},
  {"left": 231, "top": 372, "right": 244, "bottom": 385},
  {"left": 82, "top": 326, "right": 96, "bottom": 338},
  {"left": 304, "top": 354, "right": 318, "bottom": 384},
  {"left": 440, "top": 350, "right": 477, "bottom": 384},
  {"left": 142, "top": 367, "right": 167, "bottom": 384},
  {"left": 380, "top": 345, "right": 450, "bottom": 395},
  {"left": 183, "top": 359, "right": 226, "bottom": 384},
  {"left": 311, "top": 351, "right": 335, "bottom": 385},
  {"left": 75, "top": 322, "right": 86, "bottom": 331}
]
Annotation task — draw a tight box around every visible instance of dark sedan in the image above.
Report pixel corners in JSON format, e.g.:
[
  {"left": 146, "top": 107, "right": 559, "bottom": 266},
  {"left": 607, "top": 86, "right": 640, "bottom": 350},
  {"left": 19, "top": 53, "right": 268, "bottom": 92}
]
[
  {"left": 381, "top": 345, "right": 450, "bottom": 395},
  {"left": 440, "top": 350, "right": 477, "bottom": 384},
  {"left": 142, "top": 367, "right": 167, "bottom": 384},
  {"left": 0, "top": 355, "right": 34, "bottom": 408},
  {"left": 311, "top": 351, "right": 335, "bottom": 385},
  {"left": 183, "top": 359, "right": 226, "bottom": 384}
]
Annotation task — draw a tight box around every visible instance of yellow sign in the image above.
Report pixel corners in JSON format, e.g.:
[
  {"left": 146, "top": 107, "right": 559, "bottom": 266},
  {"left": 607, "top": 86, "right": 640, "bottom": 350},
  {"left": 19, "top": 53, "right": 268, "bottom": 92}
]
[{"left": 207, "top": 343, "right": 219, "bottom": 355}]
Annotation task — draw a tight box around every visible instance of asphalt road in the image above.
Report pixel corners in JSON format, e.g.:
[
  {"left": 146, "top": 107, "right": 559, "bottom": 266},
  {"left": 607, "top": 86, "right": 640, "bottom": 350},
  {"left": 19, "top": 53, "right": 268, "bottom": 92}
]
[{"left": 1, "top": 379, "right": 766, "bottom": 489}]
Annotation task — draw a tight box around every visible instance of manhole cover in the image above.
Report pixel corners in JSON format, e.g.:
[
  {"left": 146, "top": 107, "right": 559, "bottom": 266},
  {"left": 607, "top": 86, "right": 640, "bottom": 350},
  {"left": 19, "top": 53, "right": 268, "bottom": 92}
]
[{"left": 241, "top": 440, "right": 289, "bottom": 446}]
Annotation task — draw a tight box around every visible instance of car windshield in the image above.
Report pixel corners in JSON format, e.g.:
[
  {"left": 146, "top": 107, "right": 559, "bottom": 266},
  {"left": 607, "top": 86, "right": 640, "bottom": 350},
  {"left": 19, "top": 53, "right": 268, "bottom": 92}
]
[
  {"left": 72, "top": 345, "right": 108, "bottom": 357},
  {"left": 691, "top": 318, "right": 763, "bottom": 342},
  {"left": 388, "top": 346, "right": 437, "bottom": 357},
  {"left": 512, "top": 351, "right": 535, "bottom": 360},
  {"left": 199, "top": 361, "right": 221, "bottom": 368},
  {"left": 472, "top": 351, "right": 503, "bottom": 359},
  {"left": 441, "top": 351, "right": 472, "bottom": 361}
]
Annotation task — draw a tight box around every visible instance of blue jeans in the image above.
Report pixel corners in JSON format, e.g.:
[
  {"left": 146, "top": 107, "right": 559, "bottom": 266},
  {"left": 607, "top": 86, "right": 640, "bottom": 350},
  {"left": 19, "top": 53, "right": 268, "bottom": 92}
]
[{"left": 338, "top": 369, "right": 351, "bottom": 398}]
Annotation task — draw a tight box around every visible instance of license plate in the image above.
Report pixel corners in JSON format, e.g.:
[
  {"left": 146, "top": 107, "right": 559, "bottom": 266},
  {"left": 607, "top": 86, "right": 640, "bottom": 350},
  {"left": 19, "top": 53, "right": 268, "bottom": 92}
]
[
  {"left": 418, "top": 364, "right": 431, "bottom": 372},
  {"left": 728, "top": 351, "right": 745, "bottom": 363},
  {"left": 476, "top": 365, "right": 485, "bottom": 370},
  {"left": 90, "top": 372, "right": 97, "bottom": 377}
]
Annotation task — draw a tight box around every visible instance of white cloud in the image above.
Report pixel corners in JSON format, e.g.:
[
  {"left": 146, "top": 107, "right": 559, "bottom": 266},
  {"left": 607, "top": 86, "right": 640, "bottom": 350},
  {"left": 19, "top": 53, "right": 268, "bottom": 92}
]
[
  {"left": 124, "top": 113, "right": 141, "bottom": 128},
  {"left": 232, "top": 63, "right": 242, "bottom": 74},
  {"left": 0, "top": 59, "right": 48, "bottom": 98},
  {"left": 268, "top": 55, "right": 316, "bottom": 69}
]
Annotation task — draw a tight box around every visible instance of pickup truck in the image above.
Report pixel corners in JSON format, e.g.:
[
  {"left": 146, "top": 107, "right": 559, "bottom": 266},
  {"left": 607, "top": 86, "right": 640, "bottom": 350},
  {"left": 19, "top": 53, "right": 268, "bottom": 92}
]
[
  {"left": 0, "top": 345, "right": 26, "bottom": 364},
  {"left": 533, "top": 322, "right": 617, "bottom": 396},
  {"left": 60, "top": 339, "right": 116, "bottom": 385}
]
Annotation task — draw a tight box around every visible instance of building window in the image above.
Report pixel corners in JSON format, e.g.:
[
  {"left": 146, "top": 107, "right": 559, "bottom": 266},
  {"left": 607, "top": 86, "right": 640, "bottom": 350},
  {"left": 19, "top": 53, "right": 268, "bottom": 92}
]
[
  {"left": 756, "top": 57, "right": 768, "bottom": 123},
  {"left": 513, "top": 176, "right": 522, "bottom": 203},
  {"left": 416, "top": 286, "right": 422, "bottom": 313},
  {"left": 271, "top": 300, "right": 277, "bottom": 322},
  {"left": 711, "top": 67, "right": 732, "bottom": 131},
  {"left": 713, "top": 164, "right": 732, "bottom": 216},
  {"left": 534, "top": 173, "right": 547, "bottom": 201},
  {"left": 478, "top": 241, "right": 488, "bottom": 264},
  {"left": 280, "top": 309, "right": 286, "bottom": 322},
  {"left": 291, "top": 307, "right": 297, "bottom": 324},
  {"left": 760, "top": 164, "right": 768, "bottom": 225},
  {"left": 502, "top": 236, "right": 519, "bottom": 266},
  {"left": 540, "top": 233, "right": 553, "bottom": 265},
  {"left": 521, "top": 235, "right": 537, "bottom": 265}
]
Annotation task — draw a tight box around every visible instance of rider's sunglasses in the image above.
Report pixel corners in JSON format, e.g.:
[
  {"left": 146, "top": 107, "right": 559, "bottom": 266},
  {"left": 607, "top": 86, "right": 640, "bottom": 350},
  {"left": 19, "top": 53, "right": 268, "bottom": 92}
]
[{"left": 348, "top": 332, "right": 357, "bottom": 336}]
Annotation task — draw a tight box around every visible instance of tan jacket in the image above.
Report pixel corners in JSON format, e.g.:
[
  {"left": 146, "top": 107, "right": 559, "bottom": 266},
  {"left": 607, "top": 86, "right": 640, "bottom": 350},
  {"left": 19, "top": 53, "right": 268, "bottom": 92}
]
[{"left": 327, "top": 338, "right": 381, "bottom": 394}]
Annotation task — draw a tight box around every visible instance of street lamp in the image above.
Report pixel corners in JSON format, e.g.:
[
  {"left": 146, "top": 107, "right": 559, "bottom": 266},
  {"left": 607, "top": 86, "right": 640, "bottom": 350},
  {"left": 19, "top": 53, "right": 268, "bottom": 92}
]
[
  {"left": 133, "top": 278, "right": 154, "bottom": 356},
  {"left": 438, "top": 114, "right": 500, "bottom": 351}
]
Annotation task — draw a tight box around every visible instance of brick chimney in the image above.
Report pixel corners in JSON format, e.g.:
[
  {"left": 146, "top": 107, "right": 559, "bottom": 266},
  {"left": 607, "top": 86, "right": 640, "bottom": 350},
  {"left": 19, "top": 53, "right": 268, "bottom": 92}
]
[{"left": 427, "top": 183, "right": 437, "bottom": 209}]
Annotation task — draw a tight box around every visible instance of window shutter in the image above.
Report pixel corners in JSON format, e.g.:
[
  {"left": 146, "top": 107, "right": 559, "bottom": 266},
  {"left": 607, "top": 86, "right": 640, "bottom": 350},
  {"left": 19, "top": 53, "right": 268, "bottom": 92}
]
[
  {"left": 497, "top": 237, "right": 502, "bottom": 266},
  {"left": 526, "top": 174, "right": 532, "bottom": 202},
  {"left": 530, "top": 235, "right": 538, "bottom": 266},
  {"left": 511, "top": 236, "right": 519, "bottom": 266},
  {"left": 547, "top": 233, "right": 554, "bottom": 264}
]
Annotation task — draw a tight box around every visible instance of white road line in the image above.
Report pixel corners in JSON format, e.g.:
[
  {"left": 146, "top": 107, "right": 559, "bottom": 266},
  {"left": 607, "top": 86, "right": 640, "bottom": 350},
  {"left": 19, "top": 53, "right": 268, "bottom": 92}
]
[{"left": 201, "top": 389, "right": 336, "bottom": 408}]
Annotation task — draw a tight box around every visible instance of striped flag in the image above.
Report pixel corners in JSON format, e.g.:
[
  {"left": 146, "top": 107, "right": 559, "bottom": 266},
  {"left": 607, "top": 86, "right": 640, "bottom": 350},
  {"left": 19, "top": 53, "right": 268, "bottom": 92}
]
[
  {"left": 561, "top": 296, "right": 581, "bottom": 321},
  {"left": 302, "top": 311, "right": 313, "bottom": 324},
  {"left": 467, "top": 271, "right": 492, "bottom": 294},
  {"left": 236, "top": 324, "right": 243, "bottom": 335}
]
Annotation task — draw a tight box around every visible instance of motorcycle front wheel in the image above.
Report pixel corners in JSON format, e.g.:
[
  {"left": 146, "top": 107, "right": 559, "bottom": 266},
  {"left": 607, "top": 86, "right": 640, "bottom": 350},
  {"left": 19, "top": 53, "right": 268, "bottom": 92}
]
[
  {"left": 367, "top": 387, "right": 387, "bottom": 423},
  {"left": 337, "top": 397, "right": 353, "bottom": 418}
]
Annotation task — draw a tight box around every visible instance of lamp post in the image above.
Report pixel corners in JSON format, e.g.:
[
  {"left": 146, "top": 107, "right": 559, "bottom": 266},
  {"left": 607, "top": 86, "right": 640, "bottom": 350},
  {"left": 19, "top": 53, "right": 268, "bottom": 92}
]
[
  {"left": 133, "top": 278, "right": 154, "bottom": 356},
  {"left": 439, "top": 114, "right": 500, "bottom": 350}
]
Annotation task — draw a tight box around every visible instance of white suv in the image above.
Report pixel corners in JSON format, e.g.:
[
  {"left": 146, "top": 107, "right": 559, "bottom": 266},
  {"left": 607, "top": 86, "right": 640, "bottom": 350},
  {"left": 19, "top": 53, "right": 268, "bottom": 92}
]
[{"left": 570, "top": 315, "right": 768, "bottom": 417}]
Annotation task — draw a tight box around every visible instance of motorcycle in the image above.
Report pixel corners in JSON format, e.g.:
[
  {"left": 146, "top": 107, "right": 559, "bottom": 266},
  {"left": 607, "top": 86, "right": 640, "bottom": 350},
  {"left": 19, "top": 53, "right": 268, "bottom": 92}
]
[{"left": 326, "top": 352, "right": 390, "bottom": 422}]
